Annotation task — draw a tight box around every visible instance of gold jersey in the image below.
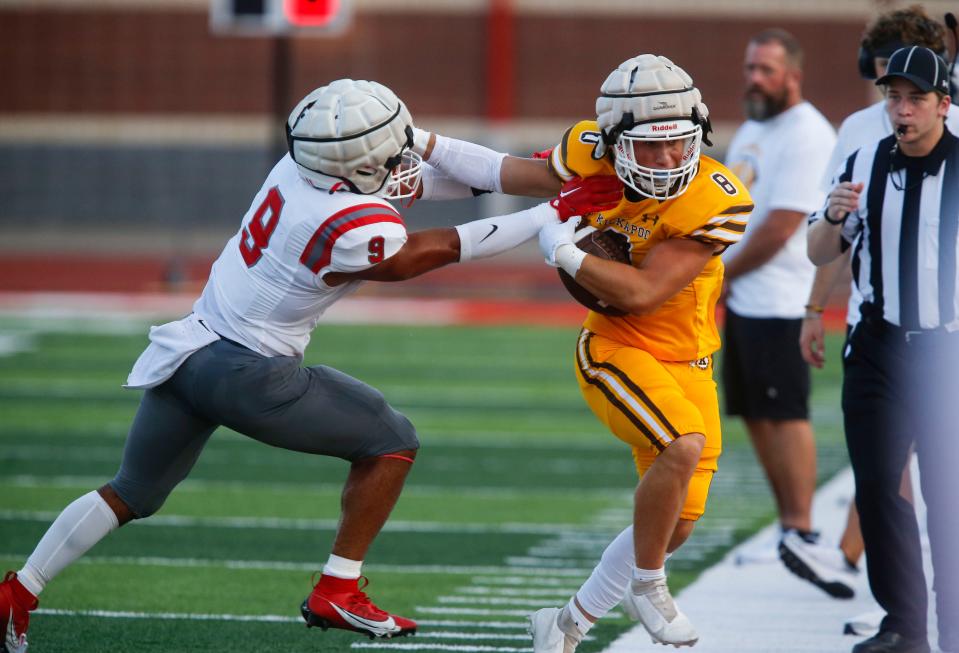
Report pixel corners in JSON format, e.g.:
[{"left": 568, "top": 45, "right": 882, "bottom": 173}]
[{"left": 549, "top": 120, "right": 753, "bottom": 362}]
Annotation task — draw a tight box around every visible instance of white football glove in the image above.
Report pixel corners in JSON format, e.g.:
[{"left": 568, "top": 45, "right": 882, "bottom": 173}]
[{"left": 539, "top": 216, "right": 588, "bottom": 276}]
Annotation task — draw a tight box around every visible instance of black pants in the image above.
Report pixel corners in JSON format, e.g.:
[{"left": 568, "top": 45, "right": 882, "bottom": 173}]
[{"left": 842, "top": 320, "right": 959, "bottom": 641}]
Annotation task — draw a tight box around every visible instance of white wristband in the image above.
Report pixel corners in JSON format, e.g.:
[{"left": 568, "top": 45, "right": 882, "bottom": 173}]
[
  {"left": 553, "top": 243, "right": 587, "bottom": 277},
  {"left": 427, "top": 134, "right": 506, "bottom": 194}
]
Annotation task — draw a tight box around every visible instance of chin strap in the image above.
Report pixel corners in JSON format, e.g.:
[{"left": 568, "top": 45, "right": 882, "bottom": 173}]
[
  {"left": 692, "top": 106, "right": 713, "bottom": 147},
  {"left": 593, "top": 111, "right": 636, "bottom": 160}
]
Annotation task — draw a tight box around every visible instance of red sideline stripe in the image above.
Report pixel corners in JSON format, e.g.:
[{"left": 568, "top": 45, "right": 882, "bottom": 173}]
[
  {"left": 0, "top": 291, "right": 855, "bottom": 331},
  {"left": 300, "top": 203, "right": 404, "bottom": 274},
  {"left": 457, "top": 300, "right": 588, "bottom": 326}
]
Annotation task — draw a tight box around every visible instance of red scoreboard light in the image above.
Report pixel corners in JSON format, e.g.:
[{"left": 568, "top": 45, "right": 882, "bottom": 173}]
[{"left": 283, "top": 0, "right": 342, "bottom": 27}]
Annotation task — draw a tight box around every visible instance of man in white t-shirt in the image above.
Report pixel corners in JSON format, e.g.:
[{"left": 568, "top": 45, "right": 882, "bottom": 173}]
[{"left": 721, "top": 28, "right": 854, "bottom": 597}]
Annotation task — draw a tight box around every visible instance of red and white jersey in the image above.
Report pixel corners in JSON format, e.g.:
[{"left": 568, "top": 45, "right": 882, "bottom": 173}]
[{"left": 193, "top": 155, "right": 407, "bottom": 357}]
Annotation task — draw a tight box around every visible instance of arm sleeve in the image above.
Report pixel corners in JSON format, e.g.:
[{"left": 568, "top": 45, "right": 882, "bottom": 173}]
[
  {"left": 455, "top": 202, "right": 556, "bottom": 262},
  {"left": 418, "top": 163, "right": 485, "bottom": 201},
  {"left": 423, "top": 135, "right": 506, "bottom": 193}
]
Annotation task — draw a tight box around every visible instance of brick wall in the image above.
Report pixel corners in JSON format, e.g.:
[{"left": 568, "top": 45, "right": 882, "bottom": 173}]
[{"left": 1, "top": 7, "right": 872, "bottom": 124}]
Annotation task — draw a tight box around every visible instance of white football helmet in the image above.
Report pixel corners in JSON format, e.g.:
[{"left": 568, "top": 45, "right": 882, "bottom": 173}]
[
  {"left": 286, "top": 79, "right": 423, "bottom": 199},
  {"left": 594, "top": 55, "right": 712, "bottom": 200}
]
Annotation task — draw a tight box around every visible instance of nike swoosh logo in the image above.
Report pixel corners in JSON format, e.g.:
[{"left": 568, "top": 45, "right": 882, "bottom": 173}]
[
  {"left": 6, "top": 606, "right": 25, "bottom": 652},
  {"left": 479, "top": 224, "right": 499, "bottom": 243},
  {"left": 559, "top": 187, "right": 580, "bottom": 198},
  {"left": 330, "top": 603, "right": 399, "bottom": 635}
]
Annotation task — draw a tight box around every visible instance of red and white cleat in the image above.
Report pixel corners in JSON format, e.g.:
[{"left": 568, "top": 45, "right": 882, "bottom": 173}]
[
  {"left": 1, "top": 572, "right": 38, "bottom": 653},
  {"left": 301, "top": 575, "right": 416, "bottom": 639}
]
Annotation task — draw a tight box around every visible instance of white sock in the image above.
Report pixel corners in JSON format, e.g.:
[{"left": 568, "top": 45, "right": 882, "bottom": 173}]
[
  {"left": 574, "top": 525, "right": 635, "bottom": 619},
  {"left": 632, "top": 566, "right": 666, "bottom": 583},
  {"left": 563, "top": 600, "right": 592, "bottom": 636},
  {"left": 323, "top": 554, "right": 362, "bottom": 579},
  {"left": 18, "top": 491, "right": 119, "bottom": 597}
]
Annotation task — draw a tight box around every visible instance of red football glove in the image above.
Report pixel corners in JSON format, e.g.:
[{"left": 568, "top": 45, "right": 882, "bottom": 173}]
[
  {"left": 550, "top": 175, "right": 623, "bottom": 223},
  {"left": 530, "top": 147, "right": 554, "bottom": 160}
]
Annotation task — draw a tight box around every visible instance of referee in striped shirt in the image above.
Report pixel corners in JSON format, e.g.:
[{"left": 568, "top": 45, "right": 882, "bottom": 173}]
[{"left": 808, "top": 46, "right": 958, "bottom": 653}]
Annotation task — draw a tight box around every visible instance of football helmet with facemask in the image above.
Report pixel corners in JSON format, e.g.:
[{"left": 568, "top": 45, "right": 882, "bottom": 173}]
[
  {"left": 594, "top": 55, "right": 712, "bottom": 200},
  {"left": 286, "top": 79, "right": 422, "bottom": 199}
]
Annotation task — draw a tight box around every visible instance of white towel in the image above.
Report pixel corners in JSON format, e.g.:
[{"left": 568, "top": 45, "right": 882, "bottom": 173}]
[{"left": 124, "top": 313, "right": 220, "bottom": 389}]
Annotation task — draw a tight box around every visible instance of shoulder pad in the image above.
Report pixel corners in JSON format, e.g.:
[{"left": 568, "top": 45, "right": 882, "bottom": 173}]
[{"left": 549, "top": 120, "right": 613, "bottom": 182}]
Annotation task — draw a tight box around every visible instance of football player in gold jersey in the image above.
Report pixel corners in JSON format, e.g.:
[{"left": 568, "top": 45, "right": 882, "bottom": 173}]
[{"left": 413, "top": 54, "right": 752, "bottom": 650}]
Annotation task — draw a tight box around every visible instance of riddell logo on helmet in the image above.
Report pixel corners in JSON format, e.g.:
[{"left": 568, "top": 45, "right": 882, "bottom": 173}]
[{"left": 652, "top": 124, "right": 678, "bottom": 132}]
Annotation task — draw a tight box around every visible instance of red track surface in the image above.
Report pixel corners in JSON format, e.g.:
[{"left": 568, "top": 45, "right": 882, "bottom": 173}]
[{"left": 0, "top": 254, "right": 849, "bottom": 328}]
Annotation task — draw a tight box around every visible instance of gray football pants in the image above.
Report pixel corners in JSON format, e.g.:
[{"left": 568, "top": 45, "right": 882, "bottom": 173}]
[{"left": 110, "top": 339, "right": 418, "bottom": 518}]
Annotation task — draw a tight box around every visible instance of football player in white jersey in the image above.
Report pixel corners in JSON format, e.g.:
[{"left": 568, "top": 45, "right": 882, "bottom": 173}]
[{"left": 0, "top": 78, "right": 621, "bottom": 651}]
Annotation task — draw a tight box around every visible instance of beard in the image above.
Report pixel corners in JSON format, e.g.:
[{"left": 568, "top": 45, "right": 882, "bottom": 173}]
[{"left": 744, "top": 86, "right": 789, "bottom": 121}]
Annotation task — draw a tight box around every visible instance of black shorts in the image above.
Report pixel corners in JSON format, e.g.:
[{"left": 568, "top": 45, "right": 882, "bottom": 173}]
[{"left": 721, "top": 309, "right": 810, "bottom": 420}]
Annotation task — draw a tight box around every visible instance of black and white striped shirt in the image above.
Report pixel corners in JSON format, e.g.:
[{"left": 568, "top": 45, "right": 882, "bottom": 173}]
[{"left": 810, "top": 128, "right": 959, "bottom": 330}]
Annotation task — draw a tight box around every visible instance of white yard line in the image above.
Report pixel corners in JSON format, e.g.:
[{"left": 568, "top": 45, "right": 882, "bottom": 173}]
[
  {"left": 0, "top": 509, "right": 603, "bottom": 537},
  {"left": 0, "top": 332, "right": 33, "bottom": 357},
  {"left": 416, "top": 633, "right": 536, "bottom": 641},
  {"left": 437, "top": 596, "right": 559, "bottom": 607},
  {"left": 35, "top": 608, "right": 300, "bottom": 622},
  {"left": 416, "top": 621, "right": 528, "bottom": 630},
  {"left": 415, "top": 608, "right": 543, "bottom": 617},
  {"left": 32, "top": 610, "right": 535, "bottom": 642},
  {"left": 351, "top": 645, "right": 530, "bottom": 652},
  {"left": 1, "top": 474, "right": 627, "bottom": 500},
  {"left": 457, "top": 587, "right": 579, "bottom": 597},
  {"left": 468, "top": 576, "right": 585, "bottom": 587},
  {"left": 503, "top": 556, "right": 593, "bottom": 568},
  {"left": 0, "top": 554, "right": 590, "bottom": 577}
]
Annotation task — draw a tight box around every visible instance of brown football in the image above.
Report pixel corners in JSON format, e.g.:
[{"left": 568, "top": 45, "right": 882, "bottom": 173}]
[{"left": 557, "top": 227, "right": 631, "bottom": 316}]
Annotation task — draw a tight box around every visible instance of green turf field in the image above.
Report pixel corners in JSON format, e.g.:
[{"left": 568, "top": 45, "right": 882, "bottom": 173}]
[{"left": 0, "top": 318, "right": 849, "bottom": 652}]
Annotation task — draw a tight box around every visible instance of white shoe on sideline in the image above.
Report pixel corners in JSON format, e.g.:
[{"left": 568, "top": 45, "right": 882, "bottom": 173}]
[
  {"left": 779, "top": 530, "right": 858, "bottom": 599},
  {"left": 528, "top": 607, "right": 581, "bottom": 653},
  {"left": 843, "top": 609, "right": 883, "bottom": 636},
  {"left": 734, "top": 529, "right": 781, "bottom": 565},
  {"left": 622, "top": 578, "right": 698, "bottom": 647}
]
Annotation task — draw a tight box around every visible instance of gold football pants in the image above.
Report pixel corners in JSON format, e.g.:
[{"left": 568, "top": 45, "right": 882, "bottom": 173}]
[{"left": 575, "top": 329, "right": 721, "bottom": 520}]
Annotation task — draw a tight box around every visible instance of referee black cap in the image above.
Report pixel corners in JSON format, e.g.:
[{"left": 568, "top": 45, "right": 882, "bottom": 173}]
[{"left": 876, "top": 46, "right": 950, "bottom": 95}]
